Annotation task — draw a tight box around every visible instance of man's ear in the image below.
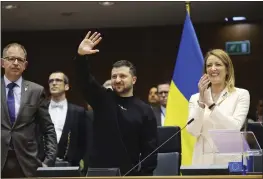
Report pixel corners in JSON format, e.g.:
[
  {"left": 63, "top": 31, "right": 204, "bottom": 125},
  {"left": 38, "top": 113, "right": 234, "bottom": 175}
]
[
  {"left": 132, "top": 76, "right": 137, "bottom": 85},
  {"left": 65, "top": 84, "right": 70, "bottom": 91},
  {"left": 24, "top": 61, "right": 28, "bottom": 69},
  {"left": 1, "top": 58, "right": 5, "bottom": 68}
]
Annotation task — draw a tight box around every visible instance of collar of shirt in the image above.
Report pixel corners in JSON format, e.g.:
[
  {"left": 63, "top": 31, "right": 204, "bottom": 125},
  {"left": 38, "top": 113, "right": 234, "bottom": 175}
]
[
  {"left": 4, "top": 75, "right": 22, "bottom": 88},
  {"left": 50, "top": 99, "right": 67, "bottom": 109},
  {"left": 161, "top": 105, "right": 166, "bottom": 116}
]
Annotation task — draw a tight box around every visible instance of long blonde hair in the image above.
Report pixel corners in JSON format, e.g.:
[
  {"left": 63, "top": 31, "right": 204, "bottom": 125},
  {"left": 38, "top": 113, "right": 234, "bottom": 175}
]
[{"left": 204, "top": 49, "right": 235, "bottom": 92}]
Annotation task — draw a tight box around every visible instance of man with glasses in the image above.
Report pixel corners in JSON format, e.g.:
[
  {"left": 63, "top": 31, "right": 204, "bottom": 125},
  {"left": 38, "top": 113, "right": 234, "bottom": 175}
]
[
  {"left": 46, "top": 71, "right": 92, "bottom": 172},
  {"left": 152, "top": 81, "right": 170, "bottom": 126},
  {"left": 1, "top": 43, "right": 57, "bottom": 177}
]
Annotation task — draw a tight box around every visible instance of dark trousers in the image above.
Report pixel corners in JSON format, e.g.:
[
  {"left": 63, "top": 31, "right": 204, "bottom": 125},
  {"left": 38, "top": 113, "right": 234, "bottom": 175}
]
[{"left": 2, "top": 150, "right": 25, "bottom": 178}]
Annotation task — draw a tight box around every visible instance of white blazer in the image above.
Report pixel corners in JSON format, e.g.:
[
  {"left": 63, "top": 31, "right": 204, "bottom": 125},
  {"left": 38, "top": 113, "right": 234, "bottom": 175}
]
[{"left": 186, "top": 87, "right": 250, "bottom": 165}]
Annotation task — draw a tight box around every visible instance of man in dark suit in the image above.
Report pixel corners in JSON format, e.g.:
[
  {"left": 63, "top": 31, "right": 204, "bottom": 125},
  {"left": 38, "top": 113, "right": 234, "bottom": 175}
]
[
  {"left": 1, "top": 43, "right": 57, "bottom": 177},
  {"left": 152, "top": 81, "right": 170, "bottom": 126},
  {"left": 47, "top": 71, "right": 92, "bottom": 169}
]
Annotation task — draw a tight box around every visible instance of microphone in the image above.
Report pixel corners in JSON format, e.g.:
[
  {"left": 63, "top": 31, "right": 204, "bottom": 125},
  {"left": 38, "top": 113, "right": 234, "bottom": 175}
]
[{"left": 123, "top": 118, "right": 195, "bottom": 176}]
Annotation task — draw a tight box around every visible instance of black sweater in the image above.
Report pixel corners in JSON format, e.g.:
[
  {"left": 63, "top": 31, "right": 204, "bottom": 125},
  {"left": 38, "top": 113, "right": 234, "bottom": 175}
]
[{"left": 74, "top": 54, "right": 157, "bottom": 176}]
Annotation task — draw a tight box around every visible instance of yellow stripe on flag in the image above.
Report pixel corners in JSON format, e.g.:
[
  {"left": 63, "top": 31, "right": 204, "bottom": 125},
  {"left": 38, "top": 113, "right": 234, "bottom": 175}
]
[{"left": 165, "top": 82, "right": 196, "bottom": 165}]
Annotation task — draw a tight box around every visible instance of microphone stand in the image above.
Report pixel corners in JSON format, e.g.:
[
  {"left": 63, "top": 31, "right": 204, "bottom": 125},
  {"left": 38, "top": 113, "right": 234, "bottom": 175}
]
[{"left": 123, "top": 118, "right": 195, "bottom": 176}]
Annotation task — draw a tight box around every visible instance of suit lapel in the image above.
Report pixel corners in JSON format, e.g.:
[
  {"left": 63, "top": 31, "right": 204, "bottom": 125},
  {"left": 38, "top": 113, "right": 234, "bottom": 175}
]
[
  {"left": 216, "top": 88, "right": 229, "bottom": 106},
  {"left": 153, "top": 106, "right": 162, "bottom": 126},
  {"left": 1, "top": 79, "right": 12, "bottom": 127},
  {"left": 58, "top": 103, "right": 74, "bottom": 158},
  {"left": 158, "top": 107, "right": 162, "bottom": 126},
  {"left": 1, "top": 79, "right": 7, "bottom": 102},
  {"left": 208, "top": 87, "right": 230, "bottom": 106}
]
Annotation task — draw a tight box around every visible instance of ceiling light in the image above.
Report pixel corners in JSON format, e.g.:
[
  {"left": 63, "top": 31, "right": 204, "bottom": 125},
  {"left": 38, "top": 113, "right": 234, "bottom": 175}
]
[
  {"left": 224, "top": 18, "right": 228, "bottom": 22},
  {"left": 99, "top": 1, "right": 115, "bottom": 6},
  {"left": 232, "top": 16, "right": 246, "bottom": 21},
  {"left": 3, "top": 4, "right": 17, "bottom": 10}
]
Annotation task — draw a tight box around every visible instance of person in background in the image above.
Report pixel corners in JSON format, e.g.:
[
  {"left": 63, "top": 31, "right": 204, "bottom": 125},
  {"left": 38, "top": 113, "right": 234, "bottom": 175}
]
[
  {"left": 147, "top": 87, "right": 159, "bottom": 108},
  {"left": 103, "top": 79, "right": 113, "bottom": 89},
  {"left": 47, "top": 71, "right": 92, "bottom": 170},
  {"left": 152, "top": 81, "right": 170, "bottom": 126},
  {"left": 187, "top": 49, "right": 250, "bottom": 165}
]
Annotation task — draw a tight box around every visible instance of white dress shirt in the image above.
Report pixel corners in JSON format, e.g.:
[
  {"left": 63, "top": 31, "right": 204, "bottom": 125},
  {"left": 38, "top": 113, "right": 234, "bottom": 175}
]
[
  {"left": 49, "top": 99, "right": 68, "bottom": 143},
  {"left": 161, "top": 105, "right": 166, "bottom": 126},
  {"left": 4, "top": 75, "right": 22, "bottom": 119}
]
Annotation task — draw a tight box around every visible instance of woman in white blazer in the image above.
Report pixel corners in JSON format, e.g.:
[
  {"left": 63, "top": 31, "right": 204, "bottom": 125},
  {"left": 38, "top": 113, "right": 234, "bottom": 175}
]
[{"left": 187, "top": 49, "right": 250, "bottom": 165}]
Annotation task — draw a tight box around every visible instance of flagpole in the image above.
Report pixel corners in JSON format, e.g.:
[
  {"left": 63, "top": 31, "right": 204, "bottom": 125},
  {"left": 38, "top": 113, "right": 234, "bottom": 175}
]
[{"left": 186, "top": 1, "right": 190, "bottom": 16}]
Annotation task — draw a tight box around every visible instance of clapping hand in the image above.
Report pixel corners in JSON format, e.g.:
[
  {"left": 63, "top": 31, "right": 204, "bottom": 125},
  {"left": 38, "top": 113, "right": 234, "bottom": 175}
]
[{"left": 198, "top": 74, "right": 213, "bottom": 106}]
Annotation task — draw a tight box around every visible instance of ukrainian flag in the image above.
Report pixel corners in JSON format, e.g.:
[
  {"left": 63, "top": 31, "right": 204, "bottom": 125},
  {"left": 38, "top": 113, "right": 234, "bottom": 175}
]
[{"left": 164, "top": 12, "right": 204, "bottom": 165}]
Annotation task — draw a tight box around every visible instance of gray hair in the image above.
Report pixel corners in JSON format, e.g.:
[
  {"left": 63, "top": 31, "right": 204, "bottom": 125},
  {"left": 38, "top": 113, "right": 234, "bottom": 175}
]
[{"left": 2, "top": 43, "right": 27, "bottom": 59}]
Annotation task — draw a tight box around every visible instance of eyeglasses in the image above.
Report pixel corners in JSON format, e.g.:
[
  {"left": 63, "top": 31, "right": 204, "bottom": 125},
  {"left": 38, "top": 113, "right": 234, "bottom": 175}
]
[
  {"left": 48, "top": 78, "right": 64, "bottom": 84},
  {"left": 3, "top": 56, "right": 26, "bottom": 64}
]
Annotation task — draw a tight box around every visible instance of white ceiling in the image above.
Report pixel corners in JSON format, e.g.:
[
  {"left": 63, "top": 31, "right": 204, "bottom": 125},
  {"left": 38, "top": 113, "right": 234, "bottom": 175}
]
[{"left": 1, "top": 1, "right": 263, "bottom": 31}]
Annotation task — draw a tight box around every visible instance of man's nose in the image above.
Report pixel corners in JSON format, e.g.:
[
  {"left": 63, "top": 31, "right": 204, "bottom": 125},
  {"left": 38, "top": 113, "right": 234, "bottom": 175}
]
[
  {"left": 13, "top": 59, "right": 19, "bottom": 65},
  {"left": 51, "top": 80, "right": 58, "bottom": 85},
  {"left": 116, "top": 76, "right": 121, "bottom": 82}
]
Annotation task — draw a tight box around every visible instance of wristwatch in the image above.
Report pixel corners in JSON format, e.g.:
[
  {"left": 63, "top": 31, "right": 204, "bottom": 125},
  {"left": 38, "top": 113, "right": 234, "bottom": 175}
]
[{"left": 209, "top": 103, "right": 216, "bottom": 110}]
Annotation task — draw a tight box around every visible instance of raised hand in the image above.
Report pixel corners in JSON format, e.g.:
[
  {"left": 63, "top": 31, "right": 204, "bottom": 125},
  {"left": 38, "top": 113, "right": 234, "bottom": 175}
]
[{"left": 78, "top": 31, "right": 102, "bottom": 55}]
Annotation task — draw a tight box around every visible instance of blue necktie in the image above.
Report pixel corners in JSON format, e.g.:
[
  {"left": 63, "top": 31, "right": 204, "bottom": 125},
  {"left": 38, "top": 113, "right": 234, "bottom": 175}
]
[{"left": 7, "top": 82, "right": 17, "bottom": 125}]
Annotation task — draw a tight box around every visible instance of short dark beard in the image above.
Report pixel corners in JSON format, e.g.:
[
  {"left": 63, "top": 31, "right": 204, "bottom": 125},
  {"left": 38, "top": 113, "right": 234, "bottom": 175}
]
[{"left": 113, "top": 84, "right": 133, "bottom": 96}]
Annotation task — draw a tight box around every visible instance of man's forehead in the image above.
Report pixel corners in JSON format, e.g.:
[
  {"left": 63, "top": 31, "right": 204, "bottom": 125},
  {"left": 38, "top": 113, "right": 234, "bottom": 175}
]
[
  {"left": 112, "top": 66, "right": 130, "bottom": 74},
  {"left": 5, "top": 46, "right": 25, "bottom": 57},
  {"left": 158, "top": 84, "right": 170, "bottom": 91},
  {"left": 150, "top": 87, "right": 157, "bottom": 92},
  {"left": 49, "top": 73, "right": 64, "bottom": 79}
]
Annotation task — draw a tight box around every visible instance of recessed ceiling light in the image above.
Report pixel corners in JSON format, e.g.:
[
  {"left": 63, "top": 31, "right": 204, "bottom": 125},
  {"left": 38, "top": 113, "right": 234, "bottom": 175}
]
[
  {"left": 224, "top": 16, "right": 246, "bottom": 22},
  {"left": 232, "top": 16, "right": 246, "bottom": 21},
  {"left": 99, "top": 1, "right": 115, "bottom": 6},
  {"left": 3, "top": 4, "right": 17, "bottom": 10}
]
